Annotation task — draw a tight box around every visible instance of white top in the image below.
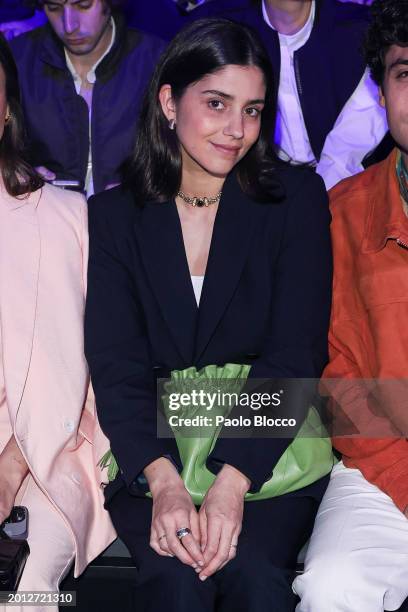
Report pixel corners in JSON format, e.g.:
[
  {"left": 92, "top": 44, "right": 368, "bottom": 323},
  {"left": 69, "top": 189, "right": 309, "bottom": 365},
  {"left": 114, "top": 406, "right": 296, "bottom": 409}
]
[
  {"left": 316, "top": 68, "right": 388, "bottom": 190},
  {"left": 191, "top": 275, "right": 204, "bottom": 306},
  {"left": 65, "top": 18, "right": 116, "bottom": 197},
  {"left": 261, "top": 0, "right": 388, "bottom": 189},
  {"left": 262, "top": 0, "right": 316, "bottom": 166}
]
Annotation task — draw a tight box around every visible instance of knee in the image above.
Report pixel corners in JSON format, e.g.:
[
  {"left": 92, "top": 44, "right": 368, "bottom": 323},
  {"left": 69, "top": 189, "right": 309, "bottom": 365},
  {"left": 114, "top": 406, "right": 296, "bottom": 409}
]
[
  {"left": 293, "top": 553, "right": 381, "bottom": 612},
  {"left": 18, "top": 539, "right": 74, "bottom": 592},
  {"left": 221, "top": 549, "right": 292, "bottom": 590},
  {"left": 18, "top": 562, "right": 61, "bottom": 593},
  {"left": 142, "top": 556, "right": 201, "bottom": 591},
  {"left": 293, "top": 562, "right": 336, "bottom": 612}
]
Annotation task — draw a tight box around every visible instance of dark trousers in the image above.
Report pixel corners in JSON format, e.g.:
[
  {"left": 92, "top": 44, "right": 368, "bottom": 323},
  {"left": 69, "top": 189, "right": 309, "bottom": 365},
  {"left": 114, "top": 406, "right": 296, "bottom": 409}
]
[{"left": 108, "top": 489, "right": 318, "bottom": 612}]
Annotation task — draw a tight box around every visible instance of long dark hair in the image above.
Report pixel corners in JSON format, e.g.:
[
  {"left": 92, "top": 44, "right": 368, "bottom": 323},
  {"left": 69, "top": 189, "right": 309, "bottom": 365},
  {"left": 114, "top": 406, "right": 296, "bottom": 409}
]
[
  {"left": 124, "top": 18, "right": 284, "bottom": 204},
  {"left": 0, "top": 35, "right": 43, "bottom": 197}
]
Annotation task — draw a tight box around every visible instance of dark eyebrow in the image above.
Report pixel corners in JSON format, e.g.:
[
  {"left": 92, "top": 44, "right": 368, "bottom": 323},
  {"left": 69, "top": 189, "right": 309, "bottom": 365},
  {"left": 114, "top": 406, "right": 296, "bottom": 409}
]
[
  {"left": 388, "top": 58, "right": 408, "bottom": 72},
  {"left": 201, "top": 89, "right": 265, "bottom": 105}
]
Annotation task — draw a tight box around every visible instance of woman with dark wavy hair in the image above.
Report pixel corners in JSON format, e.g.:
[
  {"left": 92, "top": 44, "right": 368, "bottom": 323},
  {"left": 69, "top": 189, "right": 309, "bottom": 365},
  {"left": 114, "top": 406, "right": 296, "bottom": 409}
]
[
  {"left": 0, "top": 34, "right": 42, "bottom": 196},
  {"left": 85, "top": 18, "right": 333, "bottom": 612},
  {"left": 0, "top": 35, "right": 114, "bottom": 612}
]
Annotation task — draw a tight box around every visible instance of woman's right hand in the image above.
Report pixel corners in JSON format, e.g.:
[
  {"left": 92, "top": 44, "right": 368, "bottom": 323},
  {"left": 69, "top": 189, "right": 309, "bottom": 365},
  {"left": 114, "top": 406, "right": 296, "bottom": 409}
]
[
  {"left": 0, "top": 472, "right": 17, "bottom": 525},
  {"left": 145, "top": 457, "right": 205, "bottom": 569}
]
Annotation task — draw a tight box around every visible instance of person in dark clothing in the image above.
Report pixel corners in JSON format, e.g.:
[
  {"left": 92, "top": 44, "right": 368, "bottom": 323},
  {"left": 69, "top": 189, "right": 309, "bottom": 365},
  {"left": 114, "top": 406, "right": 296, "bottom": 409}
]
[
  {"left": 189, "top": 0, "right": 388, "bottom": 189},
  {"left": 0, "top": 0, "right": 34, "bottom": 23},
  {"left": 9, "top": 0, "right": 165, "bottom": 196},
  {"left": 124, "top": 0, "right": 186, "bottom": 41},
  {"left": 124, "top": 0, "right": 215, "bottom": 41},
  {"left": 85, "top": 17, "right": 333, "bottom": 612}
]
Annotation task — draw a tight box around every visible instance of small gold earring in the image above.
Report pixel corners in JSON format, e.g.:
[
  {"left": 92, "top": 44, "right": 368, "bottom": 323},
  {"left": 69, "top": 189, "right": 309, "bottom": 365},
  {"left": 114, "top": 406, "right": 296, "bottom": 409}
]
[{"left": 4, "top": 113, "right": 11, "bottom": 125}]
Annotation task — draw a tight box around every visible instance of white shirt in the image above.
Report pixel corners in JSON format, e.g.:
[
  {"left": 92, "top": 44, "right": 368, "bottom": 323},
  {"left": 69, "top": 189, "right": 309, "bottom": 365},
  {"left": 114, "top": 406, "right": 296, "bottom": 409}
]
[
  {"left": 261, "top": 0, "right": 388, "bottom": 189},
  {"left": 262, "top": 0, "right": 316, "bottom": 165},
  {"left": 191, "top": 275, "right": 204, "bottom": 306},
  {"left": 316, "top": 68, "right": 387, "bottom": 190},
  {"left": 65, "top": 18, "right": 116, "bottom": 197}
]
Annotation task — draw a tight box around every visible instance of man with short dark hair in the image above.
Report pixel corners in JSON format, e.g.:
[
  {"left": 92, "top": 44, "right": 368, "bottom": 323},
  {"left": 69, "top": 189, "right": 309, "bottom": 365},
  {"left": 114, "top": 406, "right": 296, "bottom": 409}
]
[
  {"left": 293, "top": 1, "right": 408, "bottom": 609},
  {"left": 10, "top": 0, "right": 165, "bottom": 195}
]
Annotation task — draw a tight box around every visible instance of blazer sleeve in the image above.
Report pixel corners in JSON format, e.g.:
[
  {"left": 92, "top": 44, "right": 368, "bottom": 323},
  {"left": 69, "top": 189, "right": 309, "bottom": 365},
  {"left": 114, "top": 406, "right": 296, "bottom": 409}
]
[
  {"left": 84, "top": 195, "right": 181, "bottom": 494},
  {"left": 207, "top": 170, "right": 333, "bottom": 492}
]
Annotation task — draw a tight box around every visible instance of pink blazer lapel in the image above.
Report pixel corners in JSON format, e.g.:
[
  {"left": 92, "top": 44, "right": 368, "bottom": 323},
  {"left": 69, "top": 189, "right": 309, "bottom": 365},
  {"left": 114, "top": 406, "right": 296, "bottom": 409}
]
[{"left": 0, "top": 187, "right": 42, "bottom": 420}]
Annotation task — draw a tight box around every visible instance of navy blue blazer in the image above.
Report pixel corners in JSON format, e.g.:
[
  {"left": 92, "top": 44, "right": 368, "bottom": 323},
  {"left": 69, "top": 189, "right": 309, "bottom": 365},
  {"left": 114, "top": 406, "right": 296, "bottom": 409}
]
[{"left": 85, "top": 165, "right": 332, "bottom": 503}]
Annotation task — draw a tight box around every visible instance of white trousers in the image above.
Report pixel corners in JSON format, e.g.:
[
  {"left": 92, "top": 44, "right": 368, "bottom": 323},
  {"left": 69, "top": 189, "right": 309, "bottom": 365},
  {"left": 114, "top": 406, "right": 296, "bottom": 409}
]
[
  {"left": 293, "top": 461, "right": 408, "bottom": 612},
  {"left": 1, "top": 475, "right": 75, "bottom": 612}
]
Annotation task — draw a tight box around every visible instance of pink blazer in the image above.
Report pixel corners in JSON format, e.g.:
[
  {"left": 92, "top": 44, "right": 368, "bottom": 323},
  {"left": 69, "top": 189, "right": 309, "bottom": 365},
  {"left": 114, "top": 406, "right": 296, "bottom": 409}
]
[{"left": 0, "top": 181, "right": 115, "bottom": 576}]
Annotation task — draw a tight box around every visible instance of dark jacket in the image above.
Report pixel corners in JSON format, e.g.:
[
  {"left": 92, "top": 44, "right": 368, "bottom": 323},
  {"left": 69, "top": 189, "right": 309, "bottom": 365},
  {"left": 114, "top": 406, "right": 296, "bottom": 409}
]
[
  {"left": 0, "top": 0, "right": 33, "bottom": 22},
  {"left": 10, "top": 15, "right": 165, "bottom": 194},
  {"left": 125, "top": 0, "right": 187, "bottom": 41},
  {"left": 85, "top": 165, "right": 332, "bottom": 504},
  {"left": 191, "top": 0, "right": 370, "bottom": 160}
]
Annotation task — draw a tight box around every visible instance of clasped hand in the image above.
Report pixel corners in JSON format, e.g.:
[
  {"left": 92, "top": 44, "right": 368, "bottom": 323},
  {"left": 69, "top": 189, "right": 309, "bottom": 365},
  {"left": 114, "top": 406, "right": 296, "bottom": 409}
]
[{"left": 148, "top": 462, "right": 250, "bottom": 581}]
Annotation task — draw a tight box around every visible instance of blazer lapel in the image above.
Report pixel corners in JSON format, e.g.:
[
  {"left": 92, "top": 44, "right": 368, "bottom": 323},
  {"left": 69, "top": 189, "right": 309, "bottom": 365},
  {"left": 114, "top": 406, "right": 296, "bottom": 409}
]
[
  {"left": 195, "top": 174, "right": 257, "bottom": 362},
  {"left": 0, "top": 188, "right": 42, "bottom": 418},
  {"left": 133, "top": 200, "right": 198, "bottom": 365}
]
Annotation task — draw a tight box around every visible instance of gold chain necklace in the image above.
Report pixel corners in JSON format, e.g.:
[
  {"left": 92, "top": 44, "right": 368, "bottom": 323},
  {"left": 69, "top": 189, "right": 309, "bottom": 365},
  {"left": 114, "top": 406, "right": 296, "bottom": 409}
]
[{"left": 177, "top": 190, "right": 222, "bottom": 208}]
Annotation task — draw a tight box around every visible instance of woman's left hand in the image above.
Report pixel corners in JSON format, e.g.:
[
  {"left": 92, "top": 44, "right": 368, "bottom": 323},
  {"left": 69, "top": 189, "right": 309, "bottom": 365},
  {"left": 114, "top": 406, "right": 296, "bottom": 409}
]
[{"left": 197, "top": 464, "right": 250, "bottom": 580}]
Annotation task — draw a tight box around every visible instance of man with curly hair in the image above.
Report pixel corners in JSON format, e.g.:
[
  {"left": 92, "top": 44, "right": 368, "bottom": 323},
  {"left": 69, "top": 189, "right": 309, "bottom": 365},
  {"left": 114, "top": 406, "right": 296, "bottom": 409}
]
[
  {"left": 293, "top": 1, "right": 408, "bottom": 610},
  {"left": 9, "top": 0, "right": 165, "bottom": 195}
]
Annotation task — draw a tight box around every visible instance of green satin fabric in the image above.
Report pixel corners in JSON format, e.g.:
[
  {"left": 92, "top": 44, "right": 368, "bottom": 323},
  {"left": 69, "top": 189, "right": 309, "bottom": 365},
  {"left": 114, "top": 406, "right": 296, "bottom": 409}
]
[
  {"left": 99, "top": 364, "right": 335, "bottom": 504},
  {"left": 161, "top": 363, "right": 336, "bottom": 504}
]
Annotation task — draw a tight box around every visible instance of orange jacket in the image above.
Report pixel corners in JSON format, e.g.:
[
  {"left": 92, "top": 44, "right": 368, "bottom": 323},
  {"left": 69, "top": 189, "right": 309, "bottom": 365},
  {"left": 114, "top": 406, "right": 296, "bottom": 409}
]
[{"left": 324, "top": 149, "right": 408, "bottom": 513}]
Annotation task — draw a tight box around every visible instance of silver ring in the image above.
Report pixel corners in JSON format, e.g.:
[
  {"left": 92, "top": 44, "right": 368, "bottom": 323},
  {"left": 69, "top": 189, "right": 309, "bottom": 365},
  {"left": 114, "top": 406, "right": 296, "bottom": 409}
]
[
  {"left": 230, "top": 544, "right": 238, "bottom": 548},
  {"left": 176, "top": 527, "right": 191, "bottom": 540},
  {"left": 158, "top": 534, "right": 167, "bottom": 542}
]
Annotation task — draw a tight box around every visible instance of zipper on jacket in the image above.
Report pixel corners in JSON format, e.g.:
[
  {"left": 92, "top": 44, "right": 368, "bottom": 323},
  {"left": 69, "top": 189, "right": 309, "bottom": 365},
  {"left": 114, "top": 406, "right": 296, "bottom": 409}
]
[
  {"left": 294, "top": 56, "right": 303, "bottom": 96},
  {"left": 397, "top": 239, "right": 408, "bottom": 249}
]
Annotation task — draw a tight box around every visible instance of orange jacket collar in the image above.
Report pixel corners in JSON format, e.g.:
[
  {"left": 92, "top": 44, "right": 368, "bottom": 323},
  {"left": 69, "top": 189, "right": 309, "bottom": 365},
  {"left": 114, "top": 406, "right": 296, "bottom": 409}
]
[{"left": 362, "top": 149, "right": 408, "bottom": 253}]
